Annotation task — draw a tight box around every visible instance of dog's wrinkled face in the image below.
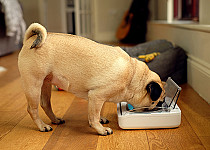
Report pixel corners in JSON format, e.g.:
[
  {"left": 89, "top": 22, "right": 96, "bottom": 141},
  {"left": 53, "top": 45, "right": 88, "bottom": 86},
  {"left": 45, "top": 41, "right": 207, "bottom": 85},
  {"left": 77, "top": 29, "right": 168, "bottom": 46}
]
[
  {"left": 146, "top": 81, "right": 166, "bottom": 109},
  {"left": 130, "top": 81, "right": 165, "bottom": 109}
]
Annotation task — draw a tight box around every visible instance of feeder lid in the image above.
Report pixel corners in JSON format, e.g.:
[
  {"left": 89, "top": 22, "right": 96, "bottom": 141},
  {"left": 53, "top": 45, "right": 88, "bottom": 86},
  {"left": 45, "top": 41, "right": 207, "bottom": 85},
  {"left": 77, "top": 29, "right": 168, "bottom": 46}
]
[
  {"left": 127, "top": 77, "right": 182, "bottom": 112},
  {"left": 163, "top": 77, "right": 182, "bottom": 109}
]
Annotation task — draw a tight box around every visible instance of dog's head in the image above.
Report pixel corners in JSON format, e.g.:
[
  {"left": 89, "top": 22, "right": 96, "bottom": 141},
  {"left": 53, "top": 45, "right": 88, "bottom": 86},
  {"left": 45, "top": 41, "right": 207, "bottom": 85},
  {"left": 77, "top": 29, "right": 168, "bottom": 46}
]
[
  {"left": 145, "top": 81, "right": 166, "bottom": 109},
  {"left": 129, "top": 80, "right": 166, "bottom": 110},
  {"left": 127, "top": 60, "right": 166, "bottom": 110}
]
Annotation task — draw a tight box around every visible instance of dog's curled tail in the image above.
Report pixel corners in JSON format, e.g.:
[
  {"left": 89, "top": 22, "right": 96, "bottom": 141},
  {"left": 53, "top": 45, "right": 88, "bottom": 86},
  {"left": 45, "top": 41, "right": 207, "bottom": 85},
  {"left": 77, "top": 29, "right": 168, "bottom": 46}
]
[{"left": 23, "top": 23, "right": 47, "bottom": 49}]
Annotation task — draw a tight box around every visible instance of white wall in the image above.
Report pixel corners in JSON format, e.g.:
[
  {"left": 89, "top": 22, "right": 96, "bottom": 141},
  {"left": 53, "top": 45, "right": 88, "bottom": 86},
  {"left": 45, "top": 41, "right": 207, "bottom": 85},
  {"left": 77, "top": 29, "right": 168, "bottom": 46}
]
[
  {"left": 20, "top": 0, "right": 132, "bottom": 40},
  {"left": 93, "top": 0, "right": 132, "bottom": 42},
  {"left": 43, "top": 0, "right": 67, "bottom": 33},
  {"left": 20, "top": 0, "right": 66, "bottom": 33},
  {"left": 19, "top": 0, "right": 40, "bottom": 26},
  {"left": 147, "top": 0, "right": 210, "bottom": 103},
  {"left": 200, "top": 0, "right": 210, "bottom": 24}
]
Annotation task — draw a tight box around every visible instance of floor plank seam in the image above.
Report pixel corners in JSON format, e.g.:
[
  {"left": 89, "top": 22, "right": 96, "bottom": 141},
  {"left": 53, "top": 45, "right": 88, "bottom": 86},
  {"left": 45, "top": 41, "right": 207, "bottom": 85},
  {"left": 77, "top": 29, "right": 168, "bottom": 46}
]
[
  {"left": 43, "top": 99, "right": 75, "bottom": 149},
  {"left": 0, "top": 113, "right": 28, "bottom": 141},
  {"left": 0, "top": 130, "right": 11, "bottom": 141},
  {"left": 145, "top": 131, "right": 151, "bottom": 150},
  {"left": 181, "top": 112, "right": 205, "bottom": 148}
]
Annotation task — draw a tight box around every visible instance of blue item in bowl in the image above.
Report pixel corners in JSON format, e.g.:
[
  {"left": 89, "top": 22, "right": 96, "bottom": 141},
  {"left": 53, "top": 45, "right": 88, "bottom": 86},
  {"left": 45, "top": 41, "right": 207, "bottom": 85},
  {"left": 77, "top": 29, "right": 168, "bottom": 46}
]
[{"left": 127, "top": 104, "right": 134, "bottom": 111}]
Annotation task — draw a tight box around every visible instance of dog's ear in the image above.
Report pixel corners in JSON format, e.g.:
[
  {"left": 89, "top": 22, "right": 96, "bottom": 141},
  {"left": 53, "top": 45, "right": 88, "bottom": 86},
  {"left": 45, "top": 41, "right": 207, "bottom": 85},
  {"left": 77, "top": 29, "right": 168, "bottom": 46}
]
[{"left": 146, "top": 81, "right": 162, "bottom": 101}]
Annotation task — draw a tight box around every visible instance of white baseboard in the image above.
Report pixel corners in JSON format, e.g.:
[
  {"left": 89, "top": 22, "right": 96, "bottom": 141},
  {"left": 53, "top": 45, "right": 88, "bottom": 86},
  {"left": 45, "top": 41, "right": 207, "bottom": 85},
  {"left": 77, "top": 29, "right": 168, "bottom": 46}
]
[{"left": 187, "top": 55, "right": 210, "bottom": 103}]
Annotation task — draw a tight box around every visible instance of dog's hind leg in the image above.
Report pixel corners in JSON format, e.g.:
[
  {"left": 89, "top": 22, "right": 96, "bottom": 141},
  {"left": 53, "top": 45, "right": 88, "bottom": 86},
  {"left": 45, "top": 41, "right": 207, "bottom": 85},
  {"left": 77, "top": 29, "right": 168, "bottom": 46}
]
[
  {"left": 23, "top": 78, "right": 53, "bottom": 132},
  {"left": 40, "top": 75, "right": 65, "bottom": 125}
]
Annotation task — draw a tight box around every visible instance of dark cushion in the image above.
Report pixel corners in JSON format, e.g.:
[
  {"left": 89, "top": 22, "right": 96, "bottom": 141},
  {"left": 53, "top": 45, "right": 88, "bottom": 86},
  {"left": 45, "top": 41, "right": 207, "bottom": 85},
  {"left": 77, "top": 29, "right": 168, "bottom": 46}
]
[
  {"left": 121, "top": 40, "right": 187, "bottom": 84},
  {"left": 147, "top": 48, "right": 177, "bottom": 81},
  {"left": 121, "top": 39, "right": 174, "bottom": 56},
  {"left": 170, "top": 46, "right": 187, "bottom": 84}
]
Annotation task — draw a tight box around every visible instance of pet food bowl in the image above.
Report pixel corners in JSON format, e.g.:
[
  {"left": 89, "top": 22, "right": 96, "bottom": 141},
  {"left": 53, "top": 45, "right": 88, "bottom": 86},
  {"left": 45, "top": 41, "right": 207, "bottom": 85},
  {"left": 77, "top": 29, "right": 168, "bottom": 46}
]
[{"left": 117, "top": 77, "right": 181, "bottom": 129}]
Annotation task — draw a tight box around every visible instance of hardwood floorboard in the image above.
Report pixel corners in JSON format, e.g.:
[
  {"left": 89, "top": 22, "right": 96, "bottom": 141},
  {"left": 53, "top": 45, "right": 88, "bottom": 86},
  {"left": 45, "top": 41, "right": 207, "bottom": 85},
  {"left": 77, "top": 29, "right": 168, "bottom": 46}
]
[
  {"left": 0, "top": 52, "right": 209, "bottom": 150},
  {"left": 0, "top": 51, "right": 20, "bottom": 87},
  {"left": 0, "top": 86, "right": 74, "bottom": 149},
  {"left": 179, "top": 84, "right": 210, "bottom": 137},
  {"left": 0, "top": 78, "right": 28, "bottom": 140},
  {"left": 0, "top": 78, "right": 25, "bottom": 111},
  {"left": 199, "top": 136, "right": 210, "bottom": 150},
  {"left": 97, "top": 102, "right": 150, "bottom": 150},
  {"left": 43, "top": 97, "right": 99, "bottom": 150},
  {"left": 146, "top": 114, "right": 205, "bottom": 150}
]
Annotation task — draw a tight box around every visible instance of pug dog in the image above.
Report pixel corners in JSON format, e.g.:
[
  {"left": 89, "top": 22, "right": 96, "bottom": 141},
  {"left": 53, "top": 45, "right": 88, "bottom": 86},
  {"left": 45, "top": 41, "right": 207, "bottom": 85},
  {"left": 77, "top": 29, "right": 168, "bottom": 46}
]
[{"left": 18, "top": 23, "right": 165, "bottom": 135}]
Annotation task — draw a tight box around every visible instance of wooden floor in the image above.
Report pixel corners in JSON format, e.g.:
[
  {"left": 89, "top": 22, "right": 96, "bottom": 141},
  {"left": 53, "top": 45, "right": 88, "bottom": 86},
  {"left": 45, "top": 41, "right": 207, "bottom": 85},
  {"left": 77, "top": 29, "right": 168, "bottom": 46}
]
[{"left": 0, "top": 51, "right": 209, "bottom": 150}]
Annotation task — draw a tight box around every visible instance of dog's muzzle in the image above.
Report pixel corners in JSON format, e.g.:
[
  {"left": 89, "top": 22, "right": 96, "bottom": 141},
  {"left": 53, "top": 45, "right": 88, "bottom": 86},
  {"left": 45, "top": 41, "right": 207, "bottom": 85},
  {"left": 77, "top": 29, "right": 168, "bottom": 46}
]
[{"left": 156, "top": 98, "right": 165, "bottom": 107}]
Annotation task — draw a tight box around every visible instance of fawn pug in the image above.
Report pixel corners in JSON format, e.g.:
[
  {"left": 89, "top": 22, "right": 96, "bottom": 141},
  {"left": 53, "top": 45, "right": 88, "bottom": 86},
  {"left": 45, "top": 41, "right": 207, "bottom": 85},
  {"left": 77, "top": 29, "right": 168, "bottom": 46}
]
[{"left": 18, "top": 23, "right": 165, "bottom": 135}]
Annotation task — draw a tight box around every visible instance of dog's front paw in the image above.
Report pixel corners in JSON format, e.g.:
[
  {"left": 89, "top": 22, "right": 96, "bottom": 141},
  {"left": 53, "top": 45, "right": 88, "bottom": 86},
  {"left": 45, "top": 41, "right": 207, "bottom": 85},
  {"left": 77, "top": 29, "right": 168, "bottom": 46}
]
[
  {"left": 52, "top": 118, "right": 65, "bottom": 125},
  {"left": 39, "top": 124, "right": 53, "bottom": 132},
  {"left": 98, "top": 127, "right": 113, "bottom": 136}
]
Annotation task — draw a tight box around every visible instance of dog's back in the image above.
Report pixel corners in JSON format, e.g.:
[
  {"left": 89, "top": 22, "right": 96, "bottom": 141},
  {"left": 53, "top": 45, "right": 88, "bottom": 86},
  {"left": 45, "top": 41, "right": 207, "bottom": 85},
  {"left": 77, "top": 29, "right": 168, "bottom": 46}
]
[{"left": 18, "top": 23, "right": 132, "bottom": 98}]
